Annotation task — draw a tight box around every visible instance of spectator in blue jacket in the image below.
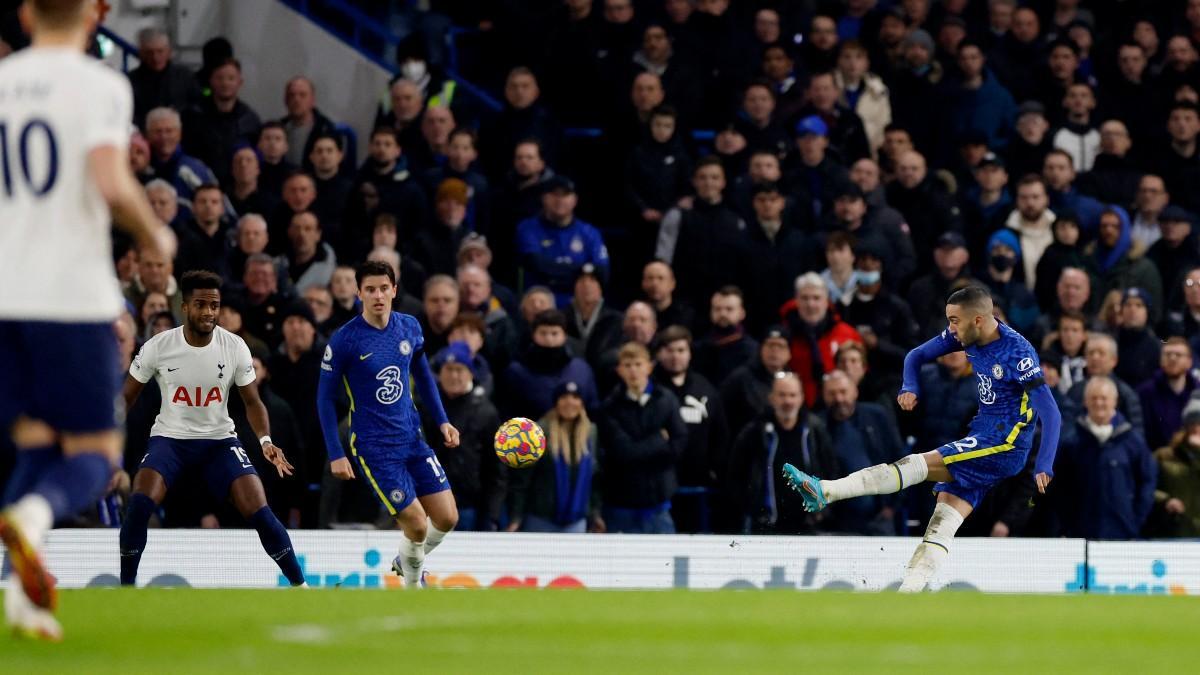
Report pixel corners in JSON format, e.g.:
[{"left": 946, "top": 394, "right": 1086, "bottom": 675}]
[
  {"left": 502, "top": 309, "right": 600, "bottom": 420},
  {"left": 944, "top": 39, "right": 1017, "bottom": 153},
  {"left": 145, "top": 106, "right": 218, "bottom": 204},
  {"left": 1044, "top": 149, "right": 1105, "bottom": 233},
  {"left": 1056, "top": 376, "right": 1157, "bottom": 540},
  {"left": 516, "top": 176, "right": 610, "bottom": 306}
]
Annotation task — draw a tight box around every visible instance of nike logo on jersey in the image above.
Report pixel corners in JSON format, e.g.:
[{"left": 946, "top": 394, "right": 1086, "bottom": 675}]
[
  {"left": 167, "top": 367, "right": 179, "bottom": 372},
  {"left": 359, "top": 353, "right": 373, "bottom": 360}
]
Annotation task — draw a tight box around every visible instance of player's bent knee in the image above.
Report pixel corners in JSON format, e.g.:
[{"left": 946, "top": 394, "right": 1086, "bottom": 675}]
[
  {"left": 59, "top": 430, "right": 122, "bottom": 464},
  {"left": 921, "top": 450, "right": 952, "bottom": 482},
  {"left": 10, "top": 417, "right": 56, "bottom": 448}
]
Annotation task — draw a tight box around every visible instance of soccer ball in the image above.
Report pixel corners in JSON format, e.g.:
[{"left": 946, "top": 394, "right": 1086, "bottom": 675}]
[{"left": 494, "top": 417, "right": 546, "bottom": 469}]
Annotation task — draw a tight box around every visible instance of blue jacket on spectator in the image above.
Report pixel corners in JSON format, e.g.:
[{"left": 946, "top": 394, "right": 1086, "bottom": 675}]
[
  {"left": 1056, "top": 412, "right": 1157, "bottom": 540},
  {"left": 1050, "top": 186, "right": 1106, "bottom": 233},
  {"left": 945, "top": 68, "right": 1017, "bottom": 150},
  {"left": 502, "top": 349, "right": 600, "bottom": 419},
  {"left": 516, "top": 215, "right": 609, "bottom": 307},
  {"left": 151, "top": 146, "right": 218, "bottom": 203}
]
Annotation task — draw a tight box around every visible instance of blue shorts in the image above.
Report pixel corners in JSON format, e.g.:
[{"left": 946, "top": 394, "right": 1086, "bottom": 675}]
[
  {"left": 933, "top": 424, "right": 1032, "bottom": 508},
  {"left": 0, "top": 320, "right": 120, "bottom": 433},
  {"left": 141, "top": 436, "right": 259, "bottom": 499},
  {"left": 350, "top": 439, "right": 450, "bottom": 515}
]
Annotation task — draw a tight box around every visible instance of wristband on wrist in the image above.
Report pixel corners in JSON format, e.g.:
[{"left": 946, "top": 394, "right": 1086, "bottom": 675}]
[{"left": 259, "top": 435, "right": 272, "bottom": 447}]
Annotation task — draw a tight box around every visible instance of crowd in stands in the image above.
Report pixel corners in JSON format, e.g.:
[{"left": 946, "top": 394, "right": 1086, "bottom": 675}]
[{"left": 6, "top": 0, "right": 1200, "bottom": 539}]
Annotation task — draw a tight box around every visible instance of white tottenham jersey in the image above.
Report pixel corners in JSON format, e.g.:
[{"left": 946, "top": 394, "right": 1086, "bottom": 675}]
[
  {"left": 130, "top": 326, "right": 256, "bottom": 440},
  {"left": 0, "top": 47, "right": 132, "bottom": 321}
]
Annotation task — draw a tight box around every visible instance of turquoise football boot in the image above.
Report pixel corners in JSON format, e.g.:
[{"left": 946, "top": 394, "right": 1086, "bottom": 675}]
[{"left": 782, "top": 463, "right": 828, "bottom": 512}]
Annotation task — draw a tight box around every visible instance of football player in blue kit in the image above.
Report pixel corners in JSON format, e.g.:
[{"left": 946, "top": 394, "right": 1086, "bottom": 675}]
[
  {"left": 784, "top": 286, "right": 1062, "bottom": 591},
  {"left": 317, "top": 260, "right": 460, "bottom": 588}
]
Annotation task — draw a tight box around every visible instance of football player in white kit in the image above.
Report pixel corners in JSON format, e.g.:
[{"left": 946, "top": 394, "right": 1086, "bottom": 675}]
[
  {"left": 0, "top": 0, "right": 176, "bottom": 640},
  {"left": 120, "top": 271, "right": 306, "bottom": 588}
]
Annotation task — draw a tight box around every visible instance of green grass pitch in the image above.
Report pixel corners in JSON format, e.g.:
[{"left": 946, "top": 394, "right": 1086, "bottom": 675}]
[{"left": 2, "top": 589, "right": 1196, "bottom": 673}]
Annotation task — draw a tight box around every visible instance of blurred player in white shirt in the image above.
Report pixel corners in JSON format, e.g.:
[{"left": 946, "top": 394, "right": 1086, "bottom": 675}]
[{"left": 0, "top": 0, "right": 175, "bottom": 641}]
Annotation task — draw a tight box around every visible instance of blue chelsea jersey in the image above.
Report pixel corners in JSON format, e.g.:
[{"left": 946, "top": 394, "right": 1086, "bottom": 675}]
[
  {"left": 320, "top": 312, "right": 425, "bottom": 446},
  {"left": 935, "top": 322, "right": 1045, "bottom": 421}
]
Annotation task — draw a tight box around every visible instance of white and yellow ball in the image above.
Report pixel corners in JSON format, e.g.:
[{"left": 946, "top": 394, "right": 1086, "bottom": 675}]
[{"left": 494, "top": 417, "right": 546, "bottom": 469}]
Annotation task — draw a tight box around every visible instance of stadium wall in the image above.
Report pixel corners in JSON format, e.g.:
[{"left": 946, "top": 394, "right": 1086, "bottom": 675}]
[{"left": 18, "top": 531, "right": 1199, "bottom": 595}]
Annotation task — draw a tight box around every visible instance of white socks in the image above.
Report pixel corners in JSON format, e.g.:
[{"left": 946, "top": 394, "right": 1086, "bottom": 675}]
[
  {"left": 423, "top": 521, "right": 452, "bottom": 555},
  {"left": 821, "top": 455, "right": 929, "bottom": 503},
  {"left": 398, "top": 536, "right": 426, "bottom": 588},
  {"left": 899, "top": 502, "right": 965, "bottom": 593}
]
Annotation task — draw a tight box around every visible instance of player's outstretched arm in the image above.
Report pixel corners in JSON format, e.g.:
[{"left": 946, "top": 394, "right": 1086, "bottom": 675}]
[
  {"left": 89, "top": 146, "right": 176, "bottom": 260},
  {"left": 898, "top": 330, "right": 964, "bottom": 408},
  {"left": 1028, "top": 384, "right": 1061, "bottom": 493},
  {"left": 238, "top": 382, "right": 294, "bottom": 478}
]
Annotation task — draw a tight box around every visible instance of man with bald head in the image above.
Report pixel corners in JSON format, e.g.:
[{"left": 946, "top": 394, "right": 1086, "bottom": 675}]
[
  {"left": 129, "top": 27, "right": 201, "bottom": 127},
  {"left": 1076, "top": 120, "right": 1144, "bottom": 209},
  {"left": 885, "top": 150, "right": 963, "bottom": 261},
  {"left": 1062, "top": 332, "right": 1145, "bottom": 435},
  {"left": 1032, "top": 266, "right": 1100, "bottom": 343},
  {"left": 277, "top": 76, "right": 338, "bottom": 167},
  {"left": 820, "top": 370, "right": 905, "bottom": 534},
  {"left": 641, "top": 261, "right": 694, "bottom": 331},
  {"left": 457, "top": 264, "right": 519, "bottom": 369}
]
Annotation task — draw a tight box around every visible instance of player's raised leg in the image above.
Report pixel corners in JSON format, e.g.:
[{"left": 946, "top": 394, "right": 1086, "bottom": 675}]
[
  {"left": 229, "top": 474, "right": 305, "bottom": 587},
  {"left": 119, "top": 467, "right": 170, "bottom": 586},
  {"left": 782, "top": 450, "right": 944, "bottom": 512}
]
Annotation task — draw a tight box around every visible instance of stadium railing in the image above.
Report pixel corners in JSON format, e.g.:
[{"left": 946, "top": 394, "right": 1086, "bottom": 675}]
[{"left": 97, "top": 25, "right": 139, "bottom": 73}]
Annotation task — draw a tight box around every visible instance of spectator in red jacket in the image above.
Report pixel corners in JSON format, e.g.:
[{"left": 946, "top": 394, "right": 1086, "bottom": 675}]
[{"left": 779, "top": 272, "right": 863, "bottom": 406}]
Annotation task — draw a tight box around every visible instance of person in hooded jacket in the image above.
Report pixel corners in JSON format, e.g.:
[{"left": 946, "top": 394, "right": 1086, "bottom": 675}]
[
  {"left": 1086, "top": 206, "right": 1164, "bottom": 325},
  {"left": 1033, "top": 212, "right": 1089, "bottom": 312},
  {"left": 1145, "top": 206, "right": 1200, "bottom": 299},
  {"left": 1145, "top": 401, "right": 1200, "bottom": 538},
  {"left": 979, "top": 229, "right": 1040, "bottom": 337}
]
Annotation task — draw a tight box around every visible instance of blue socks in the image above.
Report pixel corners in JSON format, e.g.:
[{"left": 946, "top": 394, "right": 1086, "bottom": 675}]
[
  {"left": 119, "top": 493, "right": 157, "bottom": 586},
  {"left": 249, "top": 506, "right": 304, "bottom": 586},
  {"left": 31, "top": 452, "right": 112, "bottom": 521},
  {"left": 2, "top": 445, "right": 59, "bottom": 506}
]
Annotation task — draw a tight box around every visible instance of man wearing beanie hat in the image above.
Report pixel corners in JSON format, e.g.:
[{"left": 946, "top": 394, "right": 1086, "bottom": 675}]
[
  {"left": 1114, "top": 287, "right": 1162, "bottom": 387},
  {"left": 889, "top": 28, "right": 943, "bottom": 154},
  {"left": 269, "top": 299, "right": 328, "bottom": 518},
  {"left": 1137, "top": 338, "right": 1199, "bottom": 452},
  {"left": 427, "top": 342, "right": 505, "bottom": 531},
  {"left": 1146, "top": 205, "right": 1200, "bottom": 296},
  {"left": 980, "top": 228, "right": 1039, "bottom": 335}
]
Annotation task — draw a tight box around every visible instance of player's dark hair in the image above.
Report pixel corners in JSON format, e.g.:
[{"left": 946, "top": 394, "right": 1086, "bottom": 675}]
[
  {"left": 946, "top": 286, "right": 993, "bottom": 312},
  {"left": 531, "top": 309, "right": 568, "bottom": 332},
  {"left": 356, "top": 260, "right": 396, "bottom": 288},
  {"left": 29, "top": 0, "right": 88, "bottom": 28},
  {"left": 181, "top": 270, "right": 223, "bottom": 299}
]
